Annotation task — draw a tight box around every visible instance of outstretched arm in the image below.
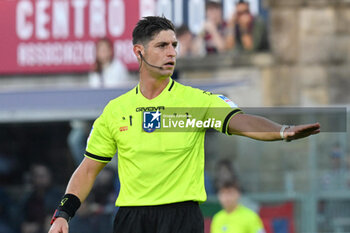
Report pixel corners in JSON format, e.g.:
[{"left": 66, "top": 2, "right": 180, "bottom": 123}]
[
  {"left": 228, "top": 113, "right": 320, "bottom": 141},
  {"left": 48, "top": 158, "right": 106, "bottom": 233}
]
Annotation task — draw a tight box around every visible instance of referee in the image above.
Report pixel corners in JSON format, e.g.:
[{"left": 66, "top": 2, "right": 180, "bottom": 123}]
[{"left": 49, "top": 16, "right": 320, "bottom": 233}]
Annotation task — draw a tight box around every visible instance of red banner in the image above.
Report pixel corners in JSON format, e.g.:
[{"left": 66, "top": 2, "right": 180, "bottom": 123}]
[{"left": 0, "top": 0, "right": 152, "bottom": 74}]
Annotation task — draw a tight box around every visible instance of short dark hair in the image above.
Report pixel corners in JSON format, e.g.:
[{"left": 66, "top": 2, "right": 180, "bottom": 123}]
[
  {"left": 236, "top": 0, "right": 249, "bottom": 5},
  {"left": 176, "top": 25, "right": 191, "bottom": 37},
  {"left": 218, "top": 180, "right": 241, "bottom": 191},
  {"left": 206, "top": 0, "right": 221, "bottom": 9},
  {"left": 132, "top": 16, "right": 175, "bottom": 45}
]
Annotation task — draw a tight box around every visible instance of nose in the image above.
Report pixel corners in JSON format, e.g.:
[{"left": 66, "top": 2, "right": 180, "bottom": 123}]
[{"left": 167, "top": 46, "right": 177, "bottom": 57}]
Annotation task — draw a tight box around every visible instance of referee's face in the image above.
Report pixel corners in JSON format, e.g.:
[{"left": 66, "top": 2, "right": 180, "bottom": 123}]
[{"left": 144, "top": 30, "right": 178, "bottom": 78}]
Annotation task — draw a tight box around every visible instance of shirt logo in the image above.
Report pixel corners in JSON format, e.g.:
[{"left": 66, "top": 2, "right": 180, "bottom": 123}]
[
  {"left": 119, "top": 126, "right": 128, "bottom": 132},
  {"left": 136, "top": 106, "right": 165, "bottom": 112},
  {"left": 222, "top": 225, "right": 228, "bottom": 232},
  {"left": 143, "top": 110, "right": 161, "bottom": 133},
  {"left": 60, "top": 198, "right": 68, "bottom": 206}
]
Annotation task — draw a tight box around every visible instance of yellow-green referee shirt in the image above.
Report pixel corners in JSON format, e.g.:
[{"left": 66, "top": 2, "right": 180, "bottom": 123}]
[
  {"left": 85, "top": 78, "right": 242, "bottom": 206},
  {"left": 211, "top": 204, "right": 265, "bottom": 233}
]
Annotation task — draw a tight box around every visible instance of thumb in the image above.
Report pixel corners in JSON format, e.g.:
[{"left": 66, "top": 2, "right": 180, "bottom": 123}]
[{"left": 284, "top": 131, "right": 295, "bottom": 138}]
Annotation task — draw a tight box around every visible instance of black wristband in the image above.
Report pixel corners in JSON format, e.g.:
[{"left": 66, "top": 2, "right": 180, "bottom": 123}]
[
  {"left": 51, "top": 194, "right": 81, "bottom": 225},
  {"left": 58, "top": 193, "right": 81, "bottom": 217}
]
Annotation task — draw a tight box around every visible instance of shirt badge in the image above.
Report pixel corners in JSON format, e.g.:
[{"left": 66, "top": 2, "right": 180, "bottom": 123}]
[
  {"left": 143, "top": 110, "right": 161, "bottom": 133},
  {"left": 218, "top": 95, "right": 238, "bottom": 108}
]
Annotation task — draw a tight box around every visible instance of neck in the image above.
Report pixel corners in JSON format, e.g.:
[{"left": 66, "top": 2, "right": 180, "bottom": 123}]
[
  {"left": 225, "top": 203, "right": 239, "bottom": 214},
  {"left": 139, "top": 75, "right": 170, "bottom": 100}
]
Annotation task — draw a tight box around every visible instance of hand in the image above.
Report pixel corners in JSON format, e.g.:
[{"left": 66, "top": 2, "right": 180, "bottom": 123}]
[
  {"left": 284, "top": 123, "right": 321, "bottom": 142},
  {"left": 204, "top": 21, "right": 217, "bottom": 34},
  {"left": 48, "top": 218, "right": 68, "bottom": 233}
]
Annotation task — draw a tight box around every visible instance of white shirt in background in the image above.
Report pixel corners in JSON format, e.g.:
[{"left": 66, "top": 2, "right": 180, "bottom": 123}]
[{"left": 88, "top": 59, "right": 129, "bottom": 88}]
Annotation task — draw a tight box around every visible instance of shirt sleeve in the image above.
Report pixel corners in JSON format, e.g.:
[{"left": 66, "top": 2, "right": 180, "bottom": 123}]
[
  {"left": 205, "top": 94, "right": 242, "bottom": 135},
  {"left": 85, "top": 105, "right": 117, "bottom": 163}
]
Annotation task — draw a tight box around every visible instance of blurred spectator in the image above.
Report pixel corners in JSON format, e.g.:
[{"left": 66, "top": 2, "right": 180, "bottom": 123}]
[
  {"left": 0, "top": 152, "right": 18, "bottom": 185},
  {"left": 68, "top": 38, "right": 130, "bottom": 166},
  {"left": 0, "top": 188, "right": 15, "bottom": 233},
  {"left": 176, "top": 25, "right": 201, "bottom": 57},
  {"left": 173, "top": 24, "right": 201, "bottom": 80},
  {"left": 69, "top": 167, "right": 118, "bottom": 233},
  {"left": 211, "top": 180, "right": 265, "bottom": 233},
  {"left": 321, "top": 143, "right": 347, "bottom": 190},
  {"left": 90, "top": 166, "right": 119, "bottom": 210},
  {"left": 330, "top": 142, "right": 344, "bottom": 170},
  {"left": 67, "top": 120, "right": 91, "bottom": 165},
  {"left": 88, "top": 37, "right": 130, "bottom": 88},
  {"left": 198, "top": 0, "right": 227, "bottom": 54},
  {"left": 214, "top": 158, "right": 238, "bottom": 191},
  {"left": 225, "top": 0, "right": 269, "bottom": 52},
  {"left": 19, "top": 164, "right": 63, "bottom": 233}
]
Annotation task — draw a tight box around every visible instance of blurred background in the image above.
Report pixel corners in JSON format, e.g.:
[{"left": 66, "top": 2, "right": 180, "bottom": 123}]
[{"left": 0, "top": 0, "right": 349, "bottom": 233}]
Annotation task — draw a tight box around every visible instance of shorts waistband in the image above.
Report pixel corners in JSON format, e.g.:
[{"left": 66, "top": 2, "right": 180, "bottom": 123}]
[{"left": 119, "top": 201, "right": 198, "bottom": 209}]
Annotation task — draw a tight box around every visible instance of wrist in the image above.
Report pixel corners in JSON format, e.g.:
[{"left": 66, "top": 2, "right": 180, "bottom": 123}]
[
  {"left": 51, "top": 193, "right": 81, "bottom": 225},
  {"left": 280, "top": 125, "right": 291, "bottom": 141},
  {"left": 50, "top": 209, "right": 70, "bottom": 224}
]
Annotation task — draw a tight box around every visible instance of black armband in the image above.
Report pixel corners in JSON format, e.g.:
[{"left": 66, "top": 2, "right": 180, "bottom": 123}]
[{"left": 50, "top": 194, "right": 81, "bottom": 225}]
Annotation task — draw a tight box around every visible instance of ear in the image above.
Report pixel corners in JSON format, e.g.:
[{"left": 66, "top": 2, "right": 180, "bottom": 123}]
[{"left": 133, "top": 44, "right": 144, "bottom": 61}]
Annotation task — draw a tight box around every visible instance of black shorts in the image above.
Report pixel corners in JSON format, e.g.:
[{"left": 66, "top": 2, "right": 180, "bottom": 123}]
[{"left": 113, "top": 201, "right": 204, "bottom": 233}]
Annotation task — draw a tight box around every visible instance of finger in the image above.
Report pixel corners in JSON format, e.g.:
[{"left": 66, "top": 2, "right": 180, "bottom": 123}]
[
  {"left": 308, "top": 122, "right": 321, "bottom": 129},
  {"left": 51, "top": 226, "right": 61, "bottom": 233},
  {"left": 307, "top": 123, "right": 320, "bottom": 131},
  {"left": 299, "top": 123, "right": 320, "bottom": 130},
  {"left": 305, "top": 126, "right": 320, "bottom": 135},
  {"left": 286, "top": 129, "right": 318, "bottom": 140},
  {"left": 63, "top": 226, "right": 69, "bottom": 233},
  {"left": 311, "top": 129, "right": 321, "bottom": 135},
  {"left": 293, "top": 129, "right": 320, "bottom": 139},
  {"left": 285, "top": 131, "right": 295, "bottom": 138},
  {"left": 294, "top": 123, "right": 320, "bottom": 134},
  {"left": 48, "top": 225, "right": 56, "bottom": 233},
  {"left": 298, "top": 127, "right": 319, "bottom": 134}
]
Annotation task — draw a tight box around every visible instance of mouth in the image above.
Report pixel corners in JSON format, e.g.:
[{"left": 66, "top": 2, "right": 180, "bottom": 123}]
[{"left": 163, "top": 61, "right": 175, "bottom": 67}]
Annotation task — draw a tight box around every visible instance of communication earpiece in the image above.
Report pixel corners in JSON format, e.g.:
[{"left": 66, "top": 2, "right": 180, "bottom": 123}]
[{"left": 138, "top": 51, "right": 163, "bottom": 70}]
